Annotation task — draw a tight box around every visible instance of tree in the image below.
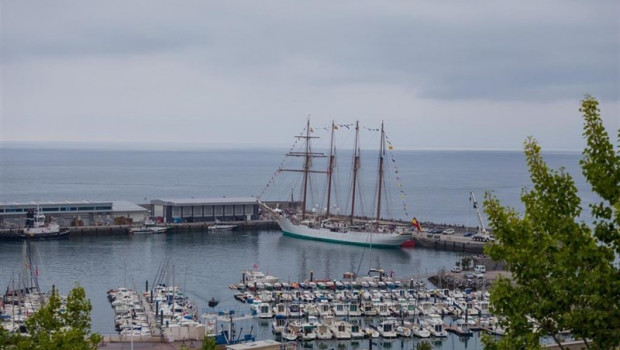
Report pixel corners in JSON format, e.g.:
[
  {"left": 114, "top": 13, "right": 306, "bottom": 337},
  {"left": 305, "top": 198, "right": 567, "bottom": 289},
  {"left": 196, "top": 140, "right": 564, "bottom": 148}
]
[
  {"left": 482, "top": 96, "right": 620, "bottom": 350},
  {"left": 202, "top": 335, "right": 218, "bottom": 350},
  {"left": 416, "top": 340, "right": 433, "bottom": 350},
  {"left": 0, "top": 284, "right": 102, "bottom": 350},
  {"left": 461, "top": 256, "right": 473, "bottom": 270}
]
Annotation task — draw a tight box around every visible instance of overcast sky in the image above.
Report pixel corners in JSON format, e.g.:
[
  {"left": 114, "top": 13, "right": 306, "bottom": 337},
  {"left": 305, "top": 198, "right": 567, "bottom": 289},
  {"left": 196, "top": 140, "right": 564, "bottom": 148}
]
[{"left": 1, "top": 1, "right": 618, "bottom": 151}]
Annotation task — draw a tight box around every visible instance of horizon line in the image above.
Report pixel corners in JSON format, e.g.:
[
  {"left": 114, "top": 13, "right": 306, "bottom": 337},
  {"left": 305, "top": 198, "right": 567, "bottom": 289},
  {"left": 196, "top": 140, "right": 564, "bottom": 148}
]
[{"left": 0, "top": 140, "right": 582, "bottom": 153}]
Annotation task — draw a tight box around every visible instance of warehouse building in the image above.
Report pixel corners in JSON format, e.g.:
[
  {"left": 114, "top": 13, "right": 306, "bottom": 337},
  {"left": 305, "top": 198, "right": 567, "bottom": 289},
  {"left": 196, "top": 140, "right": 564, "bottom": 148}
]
[
  {"left": 150, "top": 197, "right": 259, "bottom": 223},
  {"left": 0, "top": 200, "right": 148, "bottom": 229}
]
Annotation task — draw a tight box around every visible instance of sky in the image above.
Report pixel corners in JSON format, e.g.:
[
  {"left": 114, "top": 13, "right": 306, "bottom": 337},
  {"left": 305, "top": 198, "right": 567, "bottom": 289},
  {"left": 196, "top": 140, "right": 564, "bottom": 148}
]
[{"left": 1, "top": 1, "right": 618, "bottom": 151}]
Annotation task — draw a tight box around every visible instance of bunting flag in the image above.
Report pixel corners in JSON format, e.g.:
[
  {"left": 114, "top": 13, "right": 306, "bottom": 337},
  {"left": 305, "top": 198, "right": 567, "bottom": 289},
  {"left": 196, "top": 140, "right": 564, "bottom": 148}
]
[
  {"left": 385, "top": 132, "right": 415, "bottom": 218},
  {"left": 258, "top": 126, "right": 305, "bottom": 199}
]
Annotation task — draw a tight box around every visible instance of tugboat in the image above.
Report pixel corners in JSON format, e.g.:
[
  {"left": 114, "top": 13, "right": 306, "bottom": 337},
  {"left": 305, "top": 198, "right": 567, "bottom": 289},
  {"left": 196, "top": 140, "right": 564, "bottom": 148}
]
[{"left": 0, "top": 207, "right": 70, "bottom": 240}]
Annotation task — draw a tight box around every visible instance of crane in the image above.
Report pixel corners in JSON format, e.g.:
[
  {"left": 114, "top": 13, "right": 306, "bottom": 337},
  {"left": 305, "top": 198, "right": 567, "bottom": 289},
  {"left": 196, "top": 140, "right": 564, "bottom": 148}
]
[{"left": 470, "top": 192, "right": 487, "bottom": 234}]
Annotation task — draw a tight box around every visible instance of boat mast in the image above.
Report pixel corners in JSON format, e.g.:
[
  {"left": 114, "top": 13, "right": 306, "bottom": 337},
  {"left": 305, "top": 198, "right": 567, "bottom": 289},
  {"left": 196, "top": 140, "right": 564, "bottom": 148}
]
[
  {"left": 375, "top": 122, "right": 385, "bottom": 228},
  {"left": 280, "top": 119, "right": 326, "bottom": 221},
  {"left": 325, "top": 121, "right": 336, "bottom": 218},
  {"left": 350, "top": 121, "right": 360, "bottom": 225},
  {"left": 301, "top": 119, "right": 311, "bottom": 220}
]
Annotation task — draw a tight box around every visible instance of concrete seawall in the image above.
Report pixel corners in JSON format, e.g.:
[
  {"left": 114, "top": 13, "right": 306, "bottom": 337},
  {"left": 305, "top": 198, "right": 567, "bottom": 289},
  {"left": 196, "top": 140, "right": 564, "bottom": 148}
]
[
  {"left": 3, "top": 221, "right": 489, "bottom": 255},
  {"left": 62, "top": 220, "right": 279, "bottom": 237},
  {"left": 412, "top": 233, "right": 487, "bottom": 254}
]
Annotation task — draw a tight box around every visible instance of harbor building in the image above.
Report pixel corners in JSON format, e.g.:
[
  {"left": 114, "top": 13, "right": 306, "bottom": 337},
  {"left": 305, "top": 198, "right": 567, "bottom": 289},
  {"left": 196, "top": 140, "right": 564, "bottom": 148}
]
[
  {"left": 0, "top": 200, "right": 148, "bottom": 229},
  {"left": 150, "top": 197, "right": 259, "bottom": 223}
]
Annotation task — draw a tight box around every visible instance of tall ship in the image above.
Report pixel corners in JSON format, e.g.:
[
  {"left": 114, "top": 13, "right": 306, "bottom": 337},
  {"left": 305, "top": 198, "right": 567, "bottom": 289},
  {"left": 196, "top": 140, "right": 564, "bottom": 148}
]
[{"left": 260, "top": 120, "right": 415, "bottom": 248}]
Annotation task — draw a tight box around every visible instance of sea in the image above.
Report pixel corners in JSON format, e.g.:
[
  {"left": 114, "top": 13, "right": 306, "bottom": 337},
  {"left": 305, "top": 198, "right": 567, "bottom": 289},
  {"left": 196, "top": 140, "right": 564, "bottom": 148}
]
[{"left": 0, "top": 145, "right": 591, "bottom": 349}]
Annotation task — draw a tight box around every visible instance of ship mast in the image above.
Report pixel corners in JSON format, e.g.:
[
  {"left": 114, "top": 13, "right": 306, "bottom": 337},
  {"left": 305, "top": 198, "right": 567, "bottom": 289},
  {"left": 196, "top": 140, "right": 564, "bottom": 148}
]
[
  {"left": 301, "top": 119, "right": 311, "bottom": 220},
  {"left": 375, "top": 122, "right": 385, "bottom": 228},
  {"left": 325, "top": 121, "right": 336, "bottom": 218},
  {"left": 280, "top": 119, "right": 326, "bottom": 220},
  {"left": 350, "top": 121, "right": 360, "bottom": 225}
]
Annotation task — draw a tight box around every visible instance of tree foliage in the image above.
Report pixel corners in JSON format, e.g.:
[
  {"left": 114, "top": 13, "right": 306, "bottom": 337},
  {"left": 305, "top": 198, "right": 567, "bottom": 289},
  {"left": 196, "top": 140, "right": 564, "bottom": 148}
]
[
  {"left": 0, "top": 284, "right": 102, "bottom": 350},
  {"left": 482, "top": 96, "right": 620, "bottom": 350},
  {"left": 202, "top": 335, "right": 218, "bottom": 350},
  {"left": 416, "top": 340, "right": 433, "bottom": 350}
]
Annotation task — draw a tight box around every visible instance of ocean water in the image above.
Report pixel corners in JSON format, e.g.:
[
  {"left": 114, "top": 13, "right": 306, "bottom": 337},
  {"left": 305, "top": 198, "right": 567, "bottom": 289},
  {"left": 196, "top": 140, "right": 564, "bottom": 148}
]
[
  {"left": 0, "top": 147, "right": 591, "bottom": 225},
  {"left": 0, "top": 146, "right": 591, "bottom": 349}
]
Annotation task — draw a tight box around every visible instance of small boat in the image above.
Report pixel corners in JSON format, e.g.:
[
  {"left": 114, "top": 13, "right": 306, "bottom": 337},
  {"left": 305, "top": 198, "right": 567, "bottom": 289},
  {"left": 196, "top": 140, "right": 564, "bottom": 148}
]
[
  {"left": 350, "top": 319, "right": 365, "bottom": 339},
  {"left": 242, "top": 269, "right": 279, "bottom": 285},
  {"left": 208, "top": 297, "right": 219, "bottom": 308},
  {"left": 208, "top": 218, "right": 238, "bottom": 231},
  {"left": 372, "top": 319, "right": 397, "bottom": 338},
  {"left": 129, "top": 225, "right": 168, "bottom": 234},
  {"left": 411, "top": 324, "right": 431, "bottom": 338},
  {"left": 330, "top": 320, "right": 352, "bottom": 340},
  {"left": 208, "top": 224, "right": 238, "bottom": 231}
]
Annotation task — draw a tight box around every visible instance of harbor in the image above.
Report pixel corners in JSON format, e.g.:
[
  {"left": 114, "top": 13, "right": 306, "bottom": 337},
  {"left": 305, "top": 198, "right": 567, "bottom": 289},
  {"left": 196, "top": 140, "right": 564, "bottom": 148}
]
[{"left": 1, "top": 227, "right": 503, "bottom": 349}]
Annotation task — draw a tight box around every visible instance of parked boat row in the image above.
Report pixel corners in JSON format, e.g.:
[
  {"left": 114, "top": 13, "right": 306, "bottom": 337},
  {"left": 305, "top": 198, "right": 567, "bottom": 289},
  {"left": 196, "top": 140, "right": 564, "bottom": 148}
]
[
  {"left": 1, "top": 288, "right": 46, "bottom": 333},
  {"left": 228, "top": 269, "right": 506, "bottom": 341},
  {"left": 230, "top": 268, "right": 420, "bottom": 292},
  {"left": 107, "top": 287, "right": 152, "bottom": 337},
  {"left": 106, "top": 283, "right": 201, "bottom": 338},
  {"left": 1, "top": 241, "right": 49, "bottom": 333}
]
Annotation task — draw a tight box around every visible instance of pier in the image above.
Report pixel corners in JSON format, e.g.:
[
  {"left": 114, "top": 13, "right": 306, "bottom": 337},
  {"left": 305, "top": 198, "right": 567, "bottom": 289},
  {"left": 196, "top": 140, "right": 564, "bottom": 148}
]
[{"left": 412, "top": 233, "right": 486, "bottom": 254}]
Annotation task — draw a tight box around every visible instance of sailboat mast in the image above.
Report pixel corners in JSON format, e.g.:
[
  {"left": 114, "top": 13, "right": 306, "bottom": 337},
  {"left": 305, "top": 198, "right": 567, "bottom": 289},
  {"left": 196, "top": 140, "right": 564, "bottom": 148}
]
[
  {"left": 280, "top": 119, "right": 326, "bottom": 221},
  {"left": 350, "top": 121, "right": 360, "bottom": 225},
  {"left": 301, "top": 119, "right": 311, "bottom": 220},
  {"left": 375, "top": 122, "right": 385, "bottom": 227},
  {"left": 325, "top": 121, "right": 336, "bottom": 218}
]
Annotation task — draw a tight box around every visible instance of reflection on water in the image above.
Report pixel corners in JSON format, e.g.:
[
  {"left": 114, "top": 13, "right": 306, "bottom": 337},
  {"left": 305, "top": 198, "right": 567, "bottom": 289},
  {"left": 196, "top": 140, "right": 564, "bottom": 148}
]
[
  {"left": 275, "top": 235, "right": 411, "bottom": 281},
  {"left": 0, "top": 230, "right": 481, "bottom": 349}
]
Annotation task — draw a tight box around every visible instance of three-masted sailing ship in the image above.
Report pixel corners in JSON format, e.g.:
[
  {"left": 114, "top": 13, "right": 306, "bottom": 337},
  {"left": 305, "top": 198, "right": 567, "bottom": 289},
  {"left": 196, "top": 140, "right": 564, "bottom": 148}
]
[{"left": 260, "top": 120, "right": 413, "bottom": 248}]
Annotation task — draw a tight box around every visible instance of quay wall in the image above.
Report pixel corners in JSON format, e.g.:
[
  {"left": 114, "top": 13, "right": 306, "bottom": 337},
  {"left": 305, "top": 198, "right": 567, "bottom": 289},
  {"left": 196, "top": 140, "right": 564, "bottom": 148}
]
[
  {"left": 412, "top": 235, "right": 486, "bottom": 254},
  {"left": 2, "top": 219, "right": 491, "bottom": 255},
  {"left": 62, "top": 220, "right": 279, "bottom": 236}
]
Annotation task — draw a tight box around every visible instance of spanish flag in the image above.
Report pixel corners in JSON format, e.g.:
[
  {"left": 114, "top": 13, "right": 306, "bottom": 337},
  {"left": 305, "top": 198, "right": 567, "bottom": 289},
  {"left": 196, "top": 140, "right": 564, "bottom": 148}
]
[{"left": 411, "top": 217, "right": 422, "bottom": 231}]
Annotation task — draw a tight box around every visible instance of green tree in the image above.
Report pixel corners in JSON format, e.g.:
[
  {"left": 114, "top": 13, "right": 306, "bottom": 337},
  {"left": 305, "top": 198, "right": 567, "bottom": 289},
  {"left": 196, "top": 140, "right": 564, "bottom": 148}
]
[
  {"left": 0, "top": 284, "right": 102, "bottom": 350},
  {"left": 482, "top": 96, "right": 620, "bottom": 350},
  {"left": 416, "top": 340, "right": 433, "bottom": 350},
  {"left": 202, "top": 335, "right": 218, "bottom": 350}
]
